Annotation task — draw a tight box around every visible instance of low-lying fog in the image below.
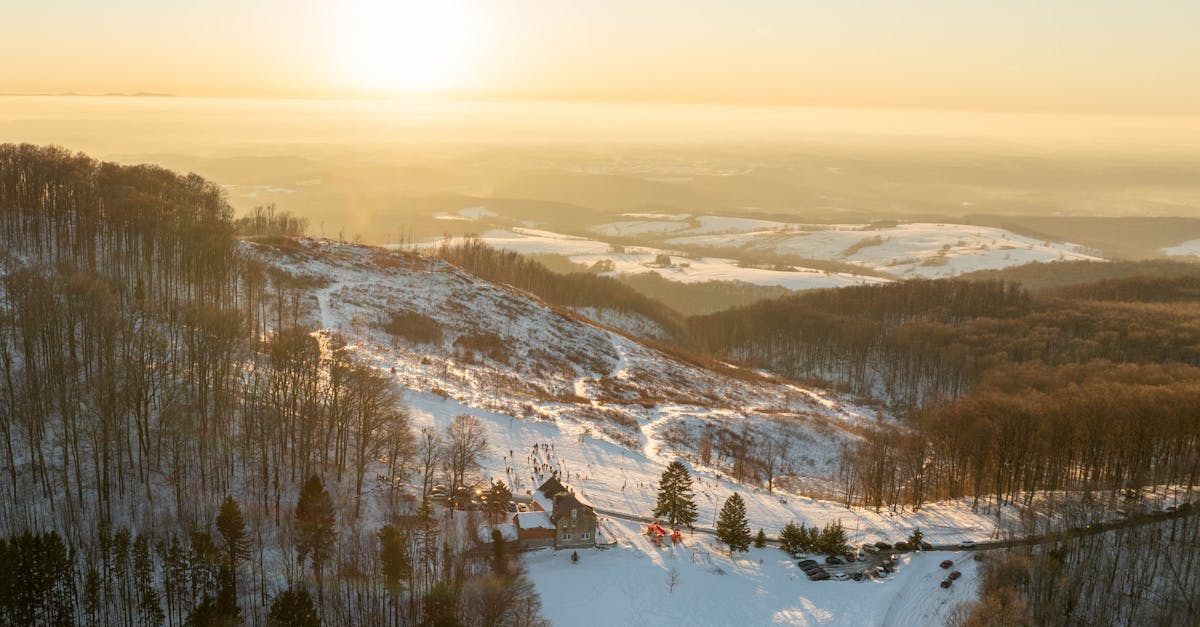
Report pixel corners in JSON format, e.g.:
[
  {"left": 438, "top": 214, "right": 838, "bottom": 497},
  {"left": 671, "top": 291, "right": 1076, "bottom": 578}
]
[{"left": 4, "top": 96, "right": 1200, "bottom": 250}]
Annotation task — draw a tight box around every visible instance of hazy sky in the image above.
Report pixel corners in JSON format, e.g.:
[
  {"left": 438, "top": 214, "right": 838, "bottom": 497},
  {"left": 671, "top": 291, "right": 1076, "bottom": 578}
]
[{"left": 5, "top": 0, "right": 1200, "bottom": 114}]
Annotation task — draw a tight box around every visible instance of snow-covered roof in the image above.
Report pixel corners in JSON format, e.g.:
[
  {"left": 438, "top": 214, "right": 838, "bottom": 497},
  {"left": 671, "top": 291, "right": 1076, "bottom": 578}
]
[
  {"left": 531, "top": 490, "right": 555, "bottom": 513},
  {"left": 515, "top": 511, "right": 554, "bottom": 530},
  {"left": 477, "top": 523, "right": 518, "bottom": 543}
]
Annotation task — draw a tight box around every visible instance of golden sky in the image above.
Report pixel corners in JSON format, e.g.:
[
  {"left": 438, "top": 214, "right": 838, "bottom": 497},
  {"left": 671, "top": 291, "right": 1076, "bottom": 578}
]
[{"left": 4, "top": 0, "right": 1200, "bottom": 114}]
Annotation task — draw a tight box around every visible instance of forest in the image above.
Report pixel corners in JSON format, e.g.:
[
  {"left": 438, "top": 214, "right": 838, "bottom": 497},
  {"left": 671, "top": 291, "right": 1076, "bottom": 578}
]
[
  {"left": 2, "top": 143, "right": 1199, "bottom": 624},
  {"left": 958, "top": 513, "right": 1200, "bottom": 626},
  {"left": 687, "top": 277, "right": 1200, "bottom": 509},
  {"left": 0, "top": 145, "right": 544, "bottom": 626}
]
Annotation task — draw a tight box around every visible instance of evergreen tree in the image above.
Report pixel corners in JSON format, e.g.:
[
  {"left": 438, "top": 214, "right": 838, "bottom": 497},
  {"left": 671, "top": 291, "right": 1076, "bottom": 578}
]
[
  {"left": 907, "top": 527, "right": 925, "bottom": 550},
  {"left": 779, "top": 522, "right": 804, "bottom": 557},
  {"left": 652, "top": 461, "right": 698, "bottom": 529},
  {"left": 817, "top": 520, "right": 848, "bottom": 556},
  {"left": 422, "top": 582, "right": 462, "bottom": 627},
  {"left": 715, "top": 493, "right": 751, "bottom": 555},
  {"left": 133, "top": 535, "right": 164, "bottom": 627},
  {"left": 267, "top": 585, "right": 320, "bottom": 627},
  {"left": 215, "top": 496, "right": 248, "bottom": 619},
  {"left": 216, "top": 496, "right": 250, "bottom": 572},
  {"left": 379, "top": 525, "right": 410, "bottom": 627},
  {"left": 490, "top": 529, "right": 509, "bottom": 577},
  {"left": 295, "top": 475, "right": 336, "bottom": 597},
  {"left": 754, "top": 529, "right": 767, "bottom": 549},
  {"left": 485, "top": 480, "right": 512, "bottom": 521}
]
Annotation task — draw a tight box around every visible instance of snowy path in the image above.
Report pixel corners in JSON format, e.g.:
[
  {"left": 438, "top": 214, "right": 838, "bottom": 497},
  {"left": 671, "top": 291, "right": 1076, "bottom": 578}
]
[{"left": 315, "top": 282, "right": 338, "bottom": 330}]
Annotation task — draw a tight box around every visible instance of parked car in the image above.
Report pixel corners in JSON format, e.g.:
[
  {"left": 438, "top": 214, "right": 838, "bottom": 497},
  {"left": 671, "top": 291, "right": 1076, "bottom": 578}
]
[
  {"left": 862, "top": 544, "right": 880, "bottom": 554},
  {"left": 959, "top": 539, "right": 976, "bottom": 548},
  {"left": 948, "top": 571, "right": 962, "bottom": 581},
  {"left": 842, "top": 553, "right": 857, "bottom": 563},
  {"left": 940, "top": 579, "right": 952, "bottom": 589},
  {"left": 873, "top": 566, "right": 886, "bottom": 577},
  {"left": 882, "top": 562, "right": 895, "bottom": 573},
  {"left": 826, "top": 556, "right": 844, "bottom": 565},
  {"left": 894, "top": 541, "right": 911, "bottom": 551},
  {"left": 850, "top": 572, "right": 864, "bottom": 582},
  {"left": 875, "top": 541, "right": 893, "bottom": 550},
  {"left": 809, "top": 571, "right": 830, "bottom": 581},
  {"left": 832, "top": 573, "right": 849, "bottom": 581},
  {"left": 798, "top": 559, "right": 818, "bottom": 568},
  {"left": 940, "top": 560, "right": 954, "bottom": 569},
  {"left": 516, "top": 503, "right": 529, "bottom": 513}
]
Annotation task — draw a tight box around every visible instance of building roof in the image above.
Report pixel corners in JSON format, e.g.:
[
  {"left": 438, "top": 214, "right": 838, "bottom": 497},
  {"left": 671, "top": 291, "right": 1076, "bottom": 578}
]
[
  {"left": 550, "top": 491, "right": 594, "bottom": 523},
  {"left": 476, "top": 523, "right": 518, "bottom": 543},
  {"left": 514, "top": 511, "right": 554, "bottom": 530},
  {"left": 537, "top": 476, "right": 566, "bottom": 498}
]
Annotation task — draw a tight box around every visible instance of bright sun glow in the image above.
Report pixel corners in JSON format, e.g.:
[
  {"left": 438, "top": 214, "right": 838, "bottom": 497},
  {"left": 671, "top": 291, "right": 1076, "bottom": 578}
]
[{"left": 344, "top": 0, "right": 481, "bottom": 94}]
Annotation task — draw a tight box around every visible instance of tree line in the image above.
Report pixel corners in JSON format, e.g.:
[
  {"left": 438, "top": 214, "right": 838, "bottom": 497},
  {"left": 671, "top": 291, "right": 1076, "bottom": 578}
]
[{"left": 0, "top": 145, "right": 543, "bottom": 625}]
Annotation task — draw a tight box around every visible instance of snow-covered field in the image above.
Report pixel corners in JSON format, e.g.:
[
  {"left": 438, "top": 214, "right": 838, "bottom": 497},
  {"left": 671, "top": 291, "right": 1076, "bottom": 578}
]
[
  {"left": 421, "top": 211, "right": 1104, "bottom": 292},
  {"left": 1163, "top": 238, "right": 1200, "bottom": 256},
  {"left": 417, "top": 227, "right": 889, "bottom": 290},
  {"left": 524, "top": 518, "right": 980, "bottom": 627},
  {"left": 661, "top": 220, "right": 1101, "bottom": 279}
]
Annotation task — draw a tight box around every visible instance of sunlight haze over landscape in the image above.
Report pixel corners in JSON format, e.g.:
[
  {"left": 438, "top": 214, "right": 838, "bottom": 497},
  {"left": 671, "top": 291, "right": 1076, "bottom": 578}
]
[
  {"left": 3, "top": 2, "right": 1200, "bottom": 626},
  {"left": 5, "top": 0, "right": 1200, "bottom": 113}
]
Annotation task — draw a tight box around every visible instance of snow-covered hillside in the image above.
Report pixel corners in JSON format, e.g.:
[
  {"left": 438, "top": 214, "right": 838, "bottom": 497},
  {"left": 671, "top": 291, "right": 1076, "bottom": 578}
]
[
  {"left": 244, "top": 237, "right": 1191, "bottom": 626},
  {"left": 423, "top": 211, "right": 1104, "bottom": 293},
  {"left": 243, "top": 238, "right": 872, "bottom": 484}
]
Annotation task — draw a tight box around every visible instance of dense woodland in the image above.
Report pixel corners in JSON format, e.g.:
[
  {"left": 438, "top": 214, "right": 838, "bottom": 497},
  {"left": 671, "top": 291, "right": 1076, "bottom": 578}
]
[
  {"left": 959, "top": 513, "right": 1200, "bottom": 626},
  {"left": 688, "top": 278, "right": 1200, "bottom": 509},
  {"left": 433, "top": 237, "right": 684, "bottom": 338},
  {"left": 0, "top": 145, "right": 544, "bottom": 626}
]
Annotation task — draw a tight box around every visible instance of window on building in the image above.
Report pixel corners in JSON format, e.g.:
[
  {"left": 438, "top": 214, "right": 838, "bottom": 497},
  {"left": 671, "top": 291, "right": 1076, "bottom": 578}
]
[
  {"left": 563, "top": 533, "right": 572, "bottom": 541},
  {"left": 581, "top": 532, "right": 590, "bottom": 540}
]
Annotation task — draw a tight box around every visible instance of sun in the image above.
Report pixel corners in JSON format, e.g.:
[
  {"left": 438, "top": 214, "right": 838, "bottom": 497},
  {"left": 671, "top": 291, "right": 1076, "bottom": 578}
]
[{"left": 344, "top": 0, "right": 480, "bottom": 94}]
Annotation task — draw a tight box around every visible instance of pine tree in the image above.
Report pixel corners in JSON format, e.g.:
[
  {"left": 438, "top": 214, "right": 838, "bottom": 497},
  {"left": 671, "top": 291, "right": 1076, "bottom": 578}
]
[
  {"left": 267, "top": 585, "right": 320, "bottom": 627},
  {"left": 715, "top": 493, "right": 751, "bottom": 555},
  {"left": 754, "top": 529, "right": 767, "bottom": 549},
  {"left": 485, "top": 480, "right": 512, "bottom": 521},
  {"left": 817, "top": 520, "right": 848, "bottom": 556},
  {"left": 907, "top": 527, "right": 925, "bottom": 550},
  {"left": 779, "top": 522, "right": 803, "bottom": 556},
  {"left": 215, "top": 495, "right": 249, "bottom": 614},
  {"left": 295, "top": 475, "right": 336, "bottom": 598},
  {"left": 490, "top": 529, "right": 508, "bottom": 577},
  {"left": 652, "top": 461, "right": 698, "bottom": 529},
  {"left": 379, "top": 524, "right": 410, "bottom": 627}
]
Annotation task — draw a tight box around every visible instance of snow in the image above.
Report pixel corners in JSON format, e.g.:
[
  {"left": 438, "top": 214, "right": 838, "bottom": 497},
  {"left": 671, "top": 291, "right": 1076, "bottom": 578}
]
[
  {"left": 1162, "top": 239, "right": 1200, "bottom": 256},
  {"left": 478, "top": 523, "right": 519, "bottom": 543},
  {"left": 667, "top": 222, "right": 1101, "bottom": 279},
  {"left": 516, "top": 511, "right": 554, "bottom": 530},
  {"left": 434, "top": 206, "right": 500, "bottom": 221},
  {"left": 237, "top": 237, "right": 1182, "bottom": 626},
  {"left": 423, "top": 229, "right": 889, "bottom": 290},
  {"left": 427, "top": 217, "right": 1102, "bottom": 293},
  {"left": 572, "top": 250, "right": 889, "bottom": 290},
  {"left": 463, "top": 228, "right": 614, "bottom": 256},
  {"left": 524, "top": 518, "right": 980, "bottom": 627}
]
